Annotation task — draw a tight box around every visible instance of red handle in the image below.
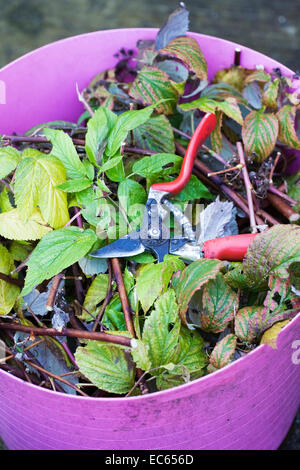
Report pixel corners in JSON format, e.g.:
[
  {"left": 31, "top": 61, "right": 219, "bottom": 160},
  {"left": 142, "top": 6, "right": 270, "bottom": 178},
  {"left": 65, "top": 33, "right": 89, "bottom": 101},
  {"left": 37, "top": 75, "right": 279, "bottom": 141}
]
[
  {"left": 202, "top": 233, "right": 258, "bottom": 261},
  {"left": 151, "top": 113, "right": 217, "bottom": 196}
]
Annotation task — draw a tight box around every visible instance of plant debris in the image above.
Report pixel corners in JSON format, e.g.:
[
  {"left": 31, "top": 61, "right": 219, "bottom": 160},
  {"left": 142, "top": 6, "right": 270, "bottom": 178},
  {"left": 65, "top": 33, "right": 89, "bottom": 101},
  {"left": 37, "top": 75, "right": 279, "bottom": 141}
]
[{"left": 0, "top": 4, "right": 300, "bottom": 397}]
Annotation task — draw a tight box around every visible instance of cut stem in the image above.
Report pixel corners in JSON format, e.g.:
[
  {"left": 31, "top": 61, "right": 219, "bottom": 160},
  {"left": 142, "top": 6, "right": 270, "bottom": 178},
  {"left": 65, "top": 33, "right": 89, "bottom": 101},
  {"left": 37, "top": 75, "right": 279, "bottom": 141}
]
[
  {"left": 0, "top": 322, "right": 133, "bottom": 347},
  {"left": 236, "top": 142, "right": 257, "bottom": 233}
]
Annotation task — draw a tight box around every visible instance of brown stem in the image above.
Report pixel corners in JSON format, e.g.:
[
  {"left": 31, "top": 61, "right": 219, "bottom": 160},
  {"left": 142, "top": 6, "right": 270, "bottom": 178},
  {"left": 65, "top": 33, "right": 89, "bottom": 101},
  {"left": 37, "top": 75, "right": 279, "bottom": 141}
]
[
  {"left": 268, "top": 186, "right": 297, "bottom": 205},
  {"left": 236, "top": 142, "right": 257, "bottom": 233},
  {"left": 0, "top": 272, "right": 24, "bottom": 288},
  {"left": 238, "top": 193, "right": 279, "bottom": 225},
  {"left": 269, "top": 152, "right": 281, "bottom": 184},
  {"left": 207, "top": 163, "right": 244, "bottom": 177},
  {"left": 24, "top": 360, "right": 87, "bottom": 396},
  {"left": 111, "top": 258, "right": 135, "bottom": 337},
  {"left": 174, "top": 142, "right": 265, "bottom": 225},
  {"left": 0, "top": 322, "right": 132, "bottom": 347},
  {"left": 46, "top": 274, "right": 63, "bottom": 311},
  {"left": 92, "top": 260, "right": 113, "bottom": 331},
  {"left": 267, "top": 192, "right": 300, "bottom": 222},
  {"left": 3, "top": 135, "right": 85, "bottom": 146},
  {"left": 111, "top": 258, "right": 148, "bottom": 394}
]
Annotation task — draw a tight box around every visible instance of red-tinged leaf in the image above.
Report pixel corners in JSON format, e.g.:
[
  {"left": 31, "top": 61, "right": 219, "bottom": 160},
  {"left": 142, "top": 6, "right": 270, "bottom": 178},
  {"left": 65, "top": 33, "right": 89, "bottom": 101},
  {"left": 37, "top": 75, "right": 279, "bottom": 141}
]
[
  {"left": 129, "top": 66, "right": 178, "bottom": 115},
  {"left": 235, "top": 301, "right": 298, "bottom": 343},
  {"left": 263, "top": 276, "right": 290, "bottom": 312},
  {"left": 244, "top": 70, "right": 271, "bottom": 86},
  {"left": 200, "top": 274, "right": 239, "bottom": 333},
  {"left": 207, "top": 334, "right": 237, "bottom": 372},
  {"left": 276, "top": 105, "right": 300, "bottom": 150},
  {"left": 159, "top": 36, "right": 207, "bottom": 81},
  {"left": 210, "top": 111, "right": 223, "bottom": 153},
  {"left": 217, "top": 97, "right": 244, "bottom": 125},
  {"left": 243, "top": 225, "right": 300, "bottom": 285},
  {"left": 235, "top": 306, "right": 265, "bottom": 343},
  {"left": 242, "top": 110, "right": 279, "bottom": 161},
  {"left": 262, "top": 79, "right": 280, "bottom": 109},
  {"left": 173, "top": 258, "right": 222, "bottom": 323}
]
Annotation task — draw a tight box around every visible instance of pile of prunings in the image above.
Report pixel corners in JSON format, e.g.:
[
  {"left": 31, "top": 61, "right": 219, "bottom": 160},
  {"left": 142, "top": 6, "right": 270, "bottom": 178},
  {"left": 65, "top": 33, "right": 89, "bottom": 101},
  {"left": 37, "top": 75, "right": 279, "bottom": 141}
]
[{"left": 0, "top": 4, "right": 300, "bottom": 397}]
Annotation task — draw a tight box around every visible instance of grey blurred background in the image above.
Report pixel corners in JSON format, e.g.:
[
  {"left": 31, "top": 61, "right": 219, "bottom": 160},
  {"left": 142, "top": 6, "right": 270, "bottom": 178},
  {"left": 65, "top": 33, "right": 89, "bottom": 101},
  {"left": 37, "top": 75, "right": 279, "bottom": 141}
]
[
  {"left": 0, "top": 0, "right": 299, "bottom": 71},
  {"left": 0, "top": 0, "right": 299, "bottom": 451}
]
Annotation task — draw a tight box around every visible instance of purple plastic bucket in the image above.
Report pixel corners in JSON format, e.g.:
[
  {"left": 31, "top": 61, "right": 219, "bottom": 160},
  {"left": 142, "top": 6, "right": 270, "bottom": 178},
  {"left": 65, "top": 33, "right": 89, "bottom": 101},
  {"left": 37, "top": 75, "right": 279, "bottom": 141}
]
[{"left": 0, "top": 29, "right": 300, "bottom": 450}]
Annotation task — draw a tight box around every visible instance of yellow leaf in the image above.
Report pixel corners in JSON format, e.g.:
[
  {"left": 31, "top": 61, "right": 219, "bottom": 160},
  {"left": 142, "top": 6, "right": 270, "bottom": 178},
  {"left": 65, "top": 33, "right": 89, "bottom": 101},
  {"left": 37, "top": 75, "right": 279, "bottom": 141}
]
[
  {"left": 260, "top": 320, "right": 290, "bottom": 349},
  {"left": 0, "top": 208, "right": 52, "bottom": 240}
]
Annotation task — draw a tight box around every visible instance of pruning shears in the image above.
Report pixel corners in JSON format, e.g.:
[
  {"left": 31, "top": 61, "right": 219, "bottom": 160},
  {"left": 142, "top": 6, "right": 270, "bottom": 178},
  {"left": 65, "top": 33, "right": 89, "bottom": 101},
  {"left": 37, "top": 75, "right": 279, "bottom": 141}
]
[{"left": 91, "top": 113, "right": 257, "bottom": 263}]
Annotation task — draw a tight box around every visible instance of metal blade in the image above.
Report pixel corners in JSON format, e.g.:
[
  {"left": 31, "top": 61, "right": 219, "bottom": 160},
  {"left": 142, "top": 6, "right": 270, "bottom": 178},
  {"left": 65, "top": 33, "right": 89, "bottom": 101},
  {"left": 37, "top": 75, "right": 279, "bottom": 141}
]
[{"left": 90, "top": 231, "right": 145, "bottom": 259}]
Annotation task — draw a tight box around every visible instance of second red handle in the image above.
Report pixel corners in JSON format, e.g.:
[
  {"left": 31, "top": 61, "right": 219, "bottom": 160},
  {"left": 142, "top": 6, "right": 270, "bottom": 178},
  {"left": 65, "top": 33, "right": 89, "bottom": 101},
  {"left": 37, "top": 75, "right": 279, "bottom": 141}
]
[{"left": 202, "top": 233, "right": 258, "bottom": 261}]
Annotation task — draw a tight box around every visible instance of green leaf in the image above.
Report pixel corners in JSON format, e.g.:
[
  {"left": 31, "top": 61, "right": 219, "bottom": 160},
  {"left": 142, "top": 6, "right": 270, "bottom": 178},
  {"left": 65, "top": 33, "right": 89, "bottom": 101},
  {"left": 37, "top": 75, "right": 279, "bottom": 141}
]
[
  {"left": 14, "top": 151, "right": 69, "bottom": 228},
  {"left": 0, "top": 186, "right": 13, "bottom": 213},
  {"left": 57, "top": 178, "right": 92, "bottom": 193},
  {"left": 217, "top": 97, "right": 243, "bottom": 125},
  {"left": 0, "top": 208, "right": 52, "bottom": 241},
  {"left": 75, "top": 341, "right": 135, "bottom": 394},
  {"left": 156, "top": 327, "right": 207, "bottom": 390},
  {"left": 175, "top": 327, "right": 206, "bottom": 371},
  {"left": 180, "top": 97, "right": 243, "bottom": 125},
  {"left": 142, "top": 290, "right": 181, "bottom": 368},
  {"left": 173, "top": 258, "right": 223, "bottom": 323},
  {"left": 207, "top": 334, "right": 237, "bottom": 372},
  {"left": 199, "top": 273, "right": 239, "bottom": 333},
  {"left": 131, "top": 339, "right": 152, "bottom": 371},
  {"left": 0, "top": 146, "right": 20, "bottom": 179},
  {"left": 9, "top": 241, "right": 32, "bottom": 262},
  {"left": 129, "top": 67, "right": 178, "bottom": 115},
  {"left": 224, "top": 262, "right": 266, "bottom": 291},
  {"left": 179, "top": 97, "right": 217, "bottom": 114},
  {"left": 173, "top": 174, "right": 213, "bottom": 201},
  {"left": 136, "top": 260, "right": 179, "bottom": 313},
  {"left": 22, "top": 227, "right": 97, "bottom": 295},
  {"left": 276, "top": 105, "right": 300, "bottom": 150},
  {"left": 82, "top": 274, "right": 109, "bottom": 320},
  {"left": 159, "top": 36, "right": 207, "bottom": 81},
  {"left": 132, "top": 114, "right": 175, "bottom": 154},
  {"left": 0, "top": 243, "right": 20, "bottom": 315},
  {"left": 44, "top": 128, "right": 87, "bottom": 179},
  {"left": 243, "top": 225, "right": 300, "bottom": 284},
  {"left": 132, "top": 153, "right": 182, "bottom": 178},
  {"left": 99, "top": 155, "right": 123, "bottom": 173},
  {"left": 118, "top": 179, "right": 147, "bottom": 225},
  {"left": 85, "top": 107, "right": 112, "bottom": 165},
  {"left": 106, "top": 105, "right": 156, "bottom": 156},
  {"left": 242, "top": 110, "right": 279, "bottom": 162}
]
